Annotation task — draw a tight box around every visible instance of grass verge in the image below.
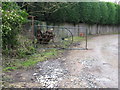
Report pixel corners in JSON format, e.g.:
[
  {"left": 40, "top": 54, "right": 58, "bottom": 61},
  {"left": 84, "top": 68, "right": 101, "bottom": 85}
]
[
  {"left": 3, "top": 36, "right": 85, "bottom": 72},
  {"left": 73, "top": 36, "right": 85, "bottom": 43},
  {"left": 3, "top": 48, "right": 63, "bottom": 72}
]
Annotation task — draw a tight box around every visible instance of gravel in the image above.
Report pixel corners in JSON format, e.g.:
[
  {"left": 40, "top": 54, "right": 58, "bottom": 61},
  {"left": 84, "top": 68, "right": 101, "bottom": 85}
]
[
  {"left": 7, "top": 35, "right": 118, "bottom": 88},
  {"left": 32, "top": 59, "right": 69, "bottom": 88}
]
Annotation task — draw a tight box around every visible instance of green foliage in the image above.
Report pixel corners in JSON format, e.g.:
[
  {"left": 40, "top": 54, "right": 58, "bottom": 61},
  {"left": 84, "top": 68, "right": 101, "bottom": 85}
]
[
  {"left": 73, "top": 36, "right": 85, "bottom": 42},
  {"left": 2, "top": 36, "right": 36, "bottom": 58},
  {"left": 2, "top": 41, "right": 36, "bottom": 72},
  {"left": 50, "top": 6, "right": 67, "bottom": 23},
  {"left": 99, "top": 2, "right": 108, "bottom": 24},
  {"left": 21, "top": 49, "right": 58, "bottom": 67},
  {"left": 25, "top": 2, "right": 120, "bottom": 25},
  {"left": 2, "top": 2, "right": 28, "bottom": 50},
  {"left": 65, "top": 3, "right": 80, "bottom": 24},
  {"left": 116, "top": 4, "right": 120, "bottom": 24},
  {"left": 16, "top": 35, "right": 36, "bottom": 58},
  {"left": 2, "top": 2, "right": 34, "bottom": 63},
  {"left": 78, "top": 2, "right": 85, "bottom": 23},
  {"left": 118, "top": 5, "right": 120, "bottom": 24},
  {"left": 90, "top": 2, "right": 101, "bottom": 24},
  {"left": 3, "top": 67, "right": 17, "bottom": 72},
  {"left": 80, "top": 2, "right": 92, "bottom": 23},
  {"left": 3, "top": 48, "right": 60, "bottom": 71},
  {"left": 27, "top": 2, "right": 65, "bottom": 21},
  {"left": 106, "top": 2, "right": 116, "bottom": 24}
]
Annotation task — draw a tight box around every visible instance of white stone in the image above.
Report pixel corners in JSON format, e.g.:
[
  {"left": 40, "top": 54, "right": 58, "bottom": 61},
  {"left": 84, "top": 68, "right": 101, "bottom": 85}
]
[{"left": 33, "top": 73, "right": 38, "bottom": 76}]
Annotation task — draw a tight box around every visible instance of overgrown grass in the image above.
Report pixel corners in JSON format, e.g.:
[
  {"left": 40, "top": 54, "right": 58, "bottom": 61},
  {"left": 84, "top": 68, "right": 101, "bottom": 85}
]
[
  {"left": 56, "top": 36, "right": 85, "bottom": 48},
  {"left": 3, "top": 36, "right": 85, "bottom": 72},
  {"left": 3, "top": 48, "right": 62, "bottom": 72},
  {"left": 3, "top": 67, "right": 17, "bottom": 72},
  {"left": 73, "top": 36, "right": 85, "bottom": 42},
  {"left": 21, "top": 48, "right": 59, "bottom": 68}
]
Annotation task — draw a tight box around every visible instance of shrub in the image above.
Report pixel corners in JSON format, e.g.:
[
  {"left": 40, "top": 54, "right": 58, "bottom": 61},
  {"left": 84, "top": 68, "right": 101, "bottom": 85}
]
[{"left": 2, "top": 2, "right": 28, "bottom": 50}]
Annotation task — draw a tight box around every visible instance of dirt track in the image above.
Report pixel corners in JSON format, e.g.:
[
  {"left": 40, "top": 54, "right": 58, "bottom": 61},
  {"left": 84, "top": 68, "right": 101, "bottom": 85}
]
[
  {"left": 8, "top": 35, "right": 118, "bottom": 88},
  {"left": 58, "top": 34, "right": 118, "bottom": 88}
]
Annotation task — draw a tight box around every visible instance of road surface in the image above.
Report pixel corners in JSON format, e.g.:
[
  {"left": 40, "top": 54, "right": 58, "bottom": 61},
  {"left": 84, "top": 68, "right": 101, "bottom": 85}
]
[{"left": 8, "top": 35, "right": 118, "bottom": 88}]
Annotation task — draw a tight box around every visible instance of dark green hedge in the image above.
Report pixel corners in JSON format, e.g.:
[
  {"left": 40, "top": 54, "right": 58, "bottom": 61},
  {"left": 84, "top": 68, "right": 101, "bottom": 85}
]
[{"left": 26, "top": 2, "right": 120, "bottom": 25}]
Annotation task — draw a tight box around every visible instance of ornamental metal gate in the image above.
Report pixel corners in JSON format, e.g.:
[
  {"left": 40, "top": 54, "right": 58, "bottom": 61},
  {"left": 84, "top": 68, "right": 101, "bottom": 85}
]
[{"left": 34, "top": 25, "right": 88, "bottom": 50}]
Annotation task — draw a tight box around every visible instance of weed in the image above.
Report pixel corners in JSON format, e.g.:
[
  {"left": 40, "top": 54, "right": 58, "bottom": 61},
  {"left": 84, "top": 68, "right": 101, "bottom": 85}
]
[
  {"left": 3, "top": 36, "right": 85, "bottom": 72},
  {"left": 3, "top": 67, "right": 17, "bottom": 72}
]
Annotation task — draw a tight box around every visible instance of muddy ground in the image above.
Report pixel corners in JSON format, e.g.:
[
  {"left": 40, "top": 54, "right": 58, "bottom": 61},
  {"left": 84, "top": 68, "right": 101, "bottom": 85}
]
[{"left": 4, "top": 34, "right": 118, "bottom": 88}]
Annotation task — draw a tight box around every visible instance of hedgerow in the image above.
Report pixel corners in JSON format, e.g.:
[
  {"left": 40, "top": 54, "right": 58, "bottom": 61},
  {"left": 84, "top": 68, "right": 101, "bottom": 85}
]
[{"left": 26, "top": 2, "right": 120, "bottom": 25}]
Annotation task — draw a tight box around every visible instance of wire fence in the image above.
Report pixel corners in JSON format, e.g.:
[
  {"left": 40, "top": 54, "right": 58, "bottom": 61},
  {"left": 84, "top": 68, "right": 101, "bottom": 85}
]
[{"left": 21, "top": 21, "right": 88, "bottom": 50}]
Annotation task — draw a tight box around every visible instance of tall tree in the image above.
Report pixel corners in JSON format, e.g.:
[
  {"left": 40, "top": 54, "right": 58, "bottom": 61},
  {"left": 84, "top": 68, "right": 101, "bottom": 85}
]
[
  {"left": 99, "top": 2, "right": 108, "bottom": 25},
  {"left": 80, "top": 2, "right": 92, "bottom": 24},
  {"left": 107, "top": 2, "right": 116, "bottom": 24},
  {"left": 19, "top": 2, "right": 120, "bottom": 25},
  {"left": 116, "top": 4, "right": 120, "bottom": 25},
  {"left": 89, "top": 2, "right": 101, "bottom": 24},
  {"left": 65, "top": 3, "right": 80, "bottom": 24}
]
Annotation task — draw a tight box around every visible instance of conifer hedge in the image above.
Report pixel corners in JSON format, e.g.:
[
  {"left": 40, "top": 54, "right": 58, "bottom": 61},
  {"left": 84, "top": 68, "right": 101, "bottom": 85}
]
[{"left": 26, "top": 2, "right": 120, "bottom": 25}]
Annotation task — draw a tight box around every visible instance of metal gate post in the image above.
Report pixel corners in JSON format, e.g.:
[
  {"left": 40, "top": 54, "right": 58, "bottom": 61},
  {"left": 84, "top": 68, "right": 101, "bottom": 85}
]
[
  {"left": 32, "top": 16, "right": 35, "bottom": 40},
  {"left": 86, "top": 28, "right": 88, "bottom": 50}
]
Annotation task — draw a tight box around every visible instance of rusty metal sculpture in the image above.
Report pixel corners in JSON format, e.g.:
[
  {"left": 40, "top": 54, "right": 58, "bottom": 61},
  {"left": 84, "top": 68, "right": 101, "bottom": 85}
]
[{"left": 36, "top": 29, "right": 55, "bottom": 44}]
